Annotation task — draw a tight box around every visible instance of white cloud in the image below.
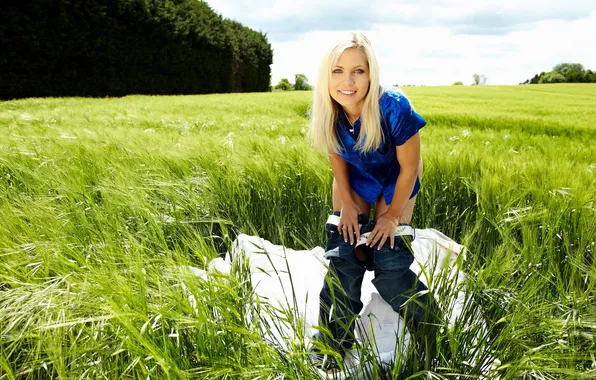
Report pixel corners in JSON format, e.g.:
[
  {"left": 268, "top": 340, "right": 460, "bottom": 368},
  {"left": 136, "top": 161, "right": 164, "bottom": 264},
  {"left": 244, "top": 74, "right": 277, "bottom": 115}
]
[
  {"left": 209, "top": 0, "right": 596, "bottom": 38},
  {"left": 206, "top": 0, "right": 596, "bottom": 86}
]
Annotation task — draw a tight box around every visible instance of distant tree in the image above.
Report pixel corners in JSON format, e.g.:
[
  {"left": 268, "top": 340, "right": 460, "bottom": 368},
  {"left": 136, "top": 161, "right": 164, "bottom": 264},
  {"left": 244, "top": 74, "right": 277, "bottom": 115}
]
[
  {"left": 472, "top": 73, "right": 488, "bottom": 85},
  {"left": 274, "top": 78, "right": 293, "bottom": 91},
  {"left": 539, "top": 71, "right": 566, "bottom": 84},
  {"left": 530, "top": 73, "right": 541, "bottom": 84},
  {"left": 294, "top": 74, "right": 312, "bottom": 90},
  {"left": 524, "top": 63, "right": 596, "bottom": 84},
  {"left": 452, "top": 81, "right": 463, "bottom": 85},
  {"left": 538, "top": 72, "right": 546, "bottom": 83},
  {"left": 553, "top": 63, "right": 585, "bottom": 82}
]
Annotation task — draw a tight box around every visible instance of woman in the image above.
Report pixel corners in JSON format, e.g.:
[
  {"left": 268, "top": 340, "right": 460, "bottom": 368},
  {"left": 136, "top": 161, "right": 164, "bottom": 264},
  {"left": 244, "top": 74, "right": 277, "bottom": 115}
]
[{"left": 308, "top": 32, "right": 438, "bottom": 372}]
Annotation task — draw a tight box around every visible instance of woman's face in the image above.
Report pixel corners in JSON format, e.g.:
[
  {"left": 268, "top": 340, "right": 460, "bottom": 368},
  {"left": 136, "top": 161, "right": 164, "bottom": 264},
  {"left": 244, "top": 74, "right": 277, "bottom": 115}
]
[{"left": 328, "top": 48, "right": 370, "bottom": 113}]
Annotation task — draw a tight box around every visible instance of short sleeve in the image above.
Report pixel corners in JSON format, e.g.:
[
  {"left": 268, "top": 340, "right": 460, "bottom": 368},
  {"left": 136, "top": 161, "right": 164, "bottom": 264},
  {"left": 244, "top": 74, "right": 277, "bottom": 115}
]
[{"left": 382, "top": 90, "right": 427, "bottom": 146}]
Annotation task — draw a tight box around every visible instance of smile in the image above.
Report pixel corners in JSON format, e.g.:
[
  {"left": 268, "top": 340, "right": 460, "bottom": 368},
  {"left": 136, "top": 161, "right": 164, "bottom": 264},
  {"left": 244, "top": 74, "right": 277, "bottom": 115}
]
[{"left": 339, "top": 90, "right": 356, "bottom": 95}]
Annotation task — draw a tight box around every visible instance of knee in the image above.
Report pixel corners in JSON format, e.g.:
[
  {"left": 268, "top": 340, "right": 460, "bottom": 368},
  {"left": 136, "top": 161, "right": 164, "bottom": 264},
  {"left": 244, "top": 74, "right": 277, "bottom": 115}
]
[
  {"left": 372, "top": 268, "right": 418, "bottom": 295},
  {"left": 328, "top": 260, "right": 362, "bottom": 296}
]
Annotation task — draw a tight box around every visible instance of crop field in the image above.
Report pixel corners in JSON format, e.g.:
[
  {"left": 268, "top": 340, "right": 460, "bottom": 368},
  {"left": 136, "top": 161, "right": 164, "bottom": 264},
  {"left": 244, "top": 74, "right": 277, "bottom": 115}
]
[{"left": 0, "top": 84, "right": 595, "bottom": 379}]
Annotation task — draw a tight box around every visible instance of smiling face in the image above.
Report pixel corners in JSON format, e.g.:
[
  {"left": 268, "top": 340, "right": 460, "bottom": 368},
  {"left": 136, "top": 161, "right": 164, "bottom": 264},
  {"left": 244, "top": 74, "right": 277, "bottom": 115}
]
[{"left": 328, "top": 48, "right": 370, "bottom": 116}]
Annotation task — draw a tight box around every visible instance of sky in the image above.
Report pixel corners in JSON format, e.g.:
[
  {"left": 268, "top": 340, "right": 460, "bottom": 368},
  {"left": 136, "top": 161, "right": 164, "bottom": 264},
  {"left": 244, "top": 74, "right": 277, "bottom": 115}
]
[{"left": 206, "top": 0, "right": 596, "bottom": 86}]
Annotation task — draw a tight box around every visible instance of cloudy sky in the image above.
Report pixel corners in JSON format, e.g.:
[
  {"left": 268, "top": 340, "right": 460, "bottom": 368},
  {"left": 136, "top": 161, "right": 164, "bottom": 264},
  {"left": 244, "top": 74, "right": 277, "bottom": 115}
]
[{"left": 207, "top": 0, "right": 596, "bottom": 86}]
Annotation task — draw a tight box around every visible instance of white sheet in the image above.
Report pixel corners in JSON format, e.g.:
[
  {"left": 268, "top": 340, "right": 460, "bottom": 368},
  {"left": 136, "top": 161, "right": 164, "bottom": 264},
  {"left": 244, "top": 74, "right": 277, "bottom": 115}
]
[{"left": 186, "top": 229, "right": 470, "bottom": 378}]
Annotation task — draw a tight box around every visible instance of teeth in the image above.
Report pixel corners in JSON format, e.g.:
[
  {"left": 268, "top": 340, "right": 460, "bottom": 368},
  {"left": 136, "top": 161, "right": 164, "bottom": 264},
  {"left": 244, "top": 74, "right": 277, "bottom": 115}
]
[{"left": 340, "top": 90, "right": 355, "bottom": 95}]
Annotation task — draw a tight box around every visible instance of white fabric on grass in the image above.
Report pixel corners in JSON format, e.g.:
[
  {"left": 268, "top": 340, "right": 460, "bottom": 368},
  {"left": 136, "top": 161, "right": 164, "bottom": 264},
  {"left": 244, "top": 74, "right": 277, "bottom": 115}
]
[
  {"left": 228, "top": 229, "right": 465, "bottom": 366},
  {"left": 188, "top": 229, "right": 468, "bottom": 378}
]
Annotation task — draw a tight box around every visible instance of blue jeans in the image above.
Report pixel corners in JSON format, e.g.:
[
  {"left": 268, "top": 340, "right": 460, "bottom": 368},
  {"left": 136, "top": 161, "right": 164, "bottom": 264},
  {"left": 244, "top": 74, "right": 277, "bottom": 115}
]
[{"left": 317, "top": 213, "right": 438, "bottom": 352}]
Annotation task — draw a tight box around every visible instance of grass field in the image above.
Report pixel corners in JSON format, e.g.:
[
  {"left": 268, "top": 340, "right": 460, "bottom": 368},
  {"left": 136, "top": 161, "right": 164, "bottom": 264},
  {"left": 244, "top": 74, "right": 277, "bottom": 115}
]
[{"left": 0, "top": 84, "right": 595, "bottom": 379}]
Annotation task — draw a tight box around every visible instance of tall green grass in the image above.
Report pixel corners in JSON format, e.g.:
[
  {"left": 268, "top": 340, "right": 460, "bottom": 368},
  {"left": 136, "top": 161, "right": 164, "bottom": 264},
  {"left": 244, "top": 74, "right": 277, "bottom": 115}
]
[{"left": 1, "top": 84, "right": 595, "bottom": 378}]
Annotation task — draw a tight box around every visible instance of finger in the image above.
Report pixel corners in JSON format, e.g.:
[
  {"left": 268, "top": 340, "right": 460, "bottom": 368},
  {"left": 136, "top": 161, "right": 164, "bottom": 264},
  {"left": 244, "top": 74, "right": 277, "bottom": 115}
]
[
  {"left": 370, "top": 228, "right": 382, "bottom": 247},
  {"left": 350, "top": 216, "right": 359, "bottom": 245},
  {"left": 345, "top": 224, "right": 351, "bottom": 244},
  {"left": 338, "top": 222, "right": 343, "bottom": 234},
  {"left": 355, "top": 223, "right": 361, "bottom": 243},
  {"left": 371, "top": 232, "right": 382, "bottom": 248},
  {"left": 366, "top": 226, "right": 377, "bottom": 246},
  {"left": 377, "top": 234, "right": 388, "bottom": 250},
  {"left": 390, "top": 234, "right": 395, "bottom": 249},
  {"left": 348, "top": 223, "right": 355, "bottom": 245}
]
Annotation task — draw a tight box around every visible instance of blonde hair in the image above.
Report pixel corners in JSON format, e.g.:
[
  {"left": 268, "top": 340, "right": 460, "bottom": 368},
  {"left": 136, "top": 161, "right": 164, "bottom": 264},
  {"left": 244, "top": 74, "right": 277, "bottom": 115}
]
[{"left": 309, "top": 32, "right": 382, "bottom": 154}]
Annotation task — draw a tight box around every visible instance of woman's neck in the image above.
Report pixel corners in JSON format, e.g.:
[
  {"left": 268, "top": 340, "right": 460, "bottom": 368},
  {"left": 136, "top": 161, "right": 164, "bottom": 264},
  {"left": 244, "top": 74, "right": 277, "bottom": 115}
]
[{"left": 342, "top": 105, "right": 362, "bottom": 125}]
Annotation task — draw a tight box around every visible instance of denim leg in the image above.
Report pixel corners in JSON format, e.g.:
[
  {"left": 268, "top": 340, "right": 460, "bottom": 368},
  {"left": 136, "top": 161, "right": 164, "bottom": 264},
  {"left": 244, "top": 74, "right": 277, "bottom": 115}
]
[
  {"left": 371, "top": 238, "right": 445, "bottom": 362},
  {"left": 318, "top": 257, "right": 366, "bottom": 351},
  {"left": 371, "top": 239, "right": 437, "bottom": 330}
]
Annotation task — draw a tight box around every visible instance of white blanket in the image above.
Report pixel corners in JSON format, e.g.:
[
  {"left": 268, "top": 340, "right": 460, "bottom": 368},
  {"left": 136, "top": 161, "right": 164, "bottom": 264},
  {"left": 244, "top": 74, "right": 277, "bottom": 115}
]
[{"left": 189, "top": 229, "right": 469, "bottom": 378}]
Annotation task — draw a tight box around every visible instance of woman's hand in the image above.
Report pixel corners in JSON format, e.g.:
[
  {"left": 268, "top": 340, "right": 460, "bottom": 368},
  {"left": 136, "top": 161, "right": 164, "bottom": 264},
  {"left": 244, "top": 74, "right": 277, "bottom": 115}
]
[
  {"left": 367, "top": 212, "right": 400, "bottom": 250},
  {"left": 338, "top": 202, "right": 362, "bottom": 245}
]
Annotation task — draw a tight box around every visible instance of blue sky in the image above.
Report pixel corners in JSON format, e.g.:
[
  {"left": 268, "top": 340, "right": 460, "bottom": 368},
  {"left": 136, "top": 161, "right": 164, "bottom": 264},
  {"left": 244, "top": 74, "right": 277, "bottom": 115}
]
[{"left": 207, "top": 0, "right": 596, "bottom": 86}]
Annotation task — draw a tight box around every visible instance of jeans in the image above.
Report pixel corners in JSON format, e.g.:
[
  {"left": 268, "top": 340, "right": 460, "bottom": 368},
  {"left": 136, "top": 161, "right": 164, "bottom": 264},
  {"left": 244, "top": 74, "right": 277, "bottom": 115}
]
[{"left": 317, "top": 213, "right": 439, "bottom": 352}]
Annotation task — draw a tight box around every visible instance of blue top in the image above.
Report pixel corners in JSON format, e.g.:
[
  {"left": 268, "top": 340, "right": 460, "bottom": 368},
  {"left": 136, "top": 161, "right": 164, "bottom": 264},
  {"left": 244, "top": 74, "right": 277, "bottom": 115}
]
[{"left": 336, "top": 87, "right": 427, "bottom": 205}]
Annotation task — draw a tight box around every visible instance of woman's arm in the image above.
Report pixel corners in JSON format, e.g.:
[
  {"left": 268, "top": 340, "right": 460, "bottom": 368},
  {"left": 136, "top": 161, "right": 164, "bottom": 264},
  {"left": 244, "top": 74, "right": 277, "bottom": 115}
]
[
  {"left": 329, "top": 152, "right": 353, "bottom": 207},
  {"left": 366, "top": 132, "right": 420, "bottom": 249},
  {"left": 385, "top": 132, "right": 420, "bottom": 220},
  {"left": 329, "top": 152, "right": 361, "bottom": 244}
]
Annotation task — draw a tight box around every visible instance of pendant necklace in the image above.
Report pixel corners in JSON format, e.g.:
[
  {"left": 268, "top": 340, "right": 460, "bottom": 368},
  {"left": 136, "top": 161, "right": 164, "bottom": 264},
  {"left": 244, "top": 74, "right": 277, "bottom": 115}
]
[{"left": 343, "top": 109, "right": 355, "bottom": 134}]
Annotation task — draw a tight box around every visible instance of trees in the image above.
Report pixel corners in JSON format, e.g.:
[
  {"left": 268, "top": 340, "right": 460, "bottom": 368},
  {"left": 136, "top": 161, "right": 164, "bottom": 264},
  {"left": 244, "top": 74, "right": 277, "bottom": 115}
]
[
  {"left": 472, "top": 74, "right": 488, "bottom": 85},
  {"left": 529, "top": 72, "right": 546, "bottom": 84},
  {"left": 553, "top": 63, "right": 585, "bottom": 83},
  {"left": 273, "top": 74, "right": 313, "bottom": 91},
  {"left": 523, "top": 63, "right": 595, "bottom": 84},
  {"left": 0, "top": 0, "right": 273, "bottom": 99},
  {"left": 452, "top": 81, "right": 463, "bottom": 85},
  {"left": 539, "top": 71, "right": 566, "bottom": 84},
  {"left": 274, "top": 78, "right": 293, "bottom": 91},
  {"left": 224, "top": 19, "right": 273, "bottom": 93},
  {"left": 294, "top": 74, "right": 312, "bottom": 91}
]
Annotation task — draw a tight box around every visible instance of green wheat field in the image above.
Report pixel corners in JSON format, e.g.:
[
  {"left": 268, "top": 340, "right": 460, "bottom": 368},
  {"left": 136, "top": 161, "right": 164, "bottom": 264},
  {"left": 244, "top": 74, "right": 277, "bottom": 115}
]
[{"left": 1, "top": 84, "right": 595, "bottom": 379}]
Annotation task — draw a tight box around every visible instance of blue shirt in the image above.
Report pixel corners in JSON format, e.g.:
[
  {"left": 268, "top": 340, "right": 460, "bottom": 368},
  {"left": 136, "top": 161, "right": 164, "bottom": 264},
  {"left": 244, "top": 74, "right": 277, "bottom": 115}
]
[{"left": 336, "top": 87, "right": 426, "bottom": 205}]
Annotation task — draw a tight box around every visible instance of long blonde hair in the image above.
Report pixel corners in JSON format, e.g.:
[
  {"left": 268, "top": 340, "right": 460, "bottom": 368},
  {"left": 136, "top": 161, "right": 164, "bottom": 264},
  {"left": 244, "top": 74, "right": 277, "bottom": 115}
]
[{"left": 309, "top": 32, "right": 382, "bottom": 154}]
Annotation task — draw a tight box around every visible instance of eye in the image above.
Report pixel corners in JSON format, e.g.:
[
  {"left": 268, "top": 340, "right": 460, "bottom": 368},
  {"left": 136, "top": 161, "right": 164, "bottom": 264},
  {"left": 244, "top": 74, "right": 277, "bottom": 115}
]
[
  {"left": 332, "top": 69, "right": 342, "bottom": 74},
  {"left": 354, "top": 69, "right": 365, "bottom": 74}
]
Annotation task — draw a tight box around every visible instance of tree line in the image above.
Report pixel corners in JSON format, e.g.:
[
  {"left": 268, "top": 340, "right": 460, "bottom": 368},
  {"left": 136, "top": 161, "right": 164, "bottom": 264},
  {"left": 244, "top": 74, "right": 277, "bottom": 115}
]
[
  {"left": 522, "top": 63, "right": 596, "bottom": 84},
  {"left": 273, "top": 74, "right": 313, "bottom": 91},
  {"left": 0, "top": 0, "right": 273, "bottom": 99}
]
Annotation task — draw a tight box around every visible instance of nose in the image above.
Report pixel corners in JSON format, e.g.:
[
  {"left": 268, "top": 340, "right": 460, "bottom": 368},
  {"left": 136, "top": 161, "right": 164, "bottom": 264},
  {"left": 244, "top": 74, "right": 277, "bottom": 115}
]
[{"left": 342, "top": 73, "right": 355, "bottom": 85}]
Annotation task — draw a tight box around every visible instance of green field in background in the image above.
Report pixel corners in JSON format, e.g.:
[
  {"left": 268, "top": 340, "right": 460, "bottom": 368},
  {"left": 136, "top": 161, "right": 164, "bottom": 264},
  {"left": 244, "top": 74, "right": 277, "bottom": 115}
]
[{"left": 1, "top": 84, "right": 594, "bottom": 378}]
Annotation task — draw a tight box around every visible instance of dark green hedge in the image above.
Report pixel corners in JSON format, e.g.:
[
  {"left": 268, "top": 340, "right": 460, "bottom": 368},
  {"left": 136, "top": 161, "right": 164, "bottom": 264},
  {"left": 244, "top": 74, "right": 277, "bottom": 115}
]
[
  {"left": 225, "top": 19, "right": 273, "bottom": 93},
  {"left": 0, "top": 0, "right": 272, "bottom": 99}
]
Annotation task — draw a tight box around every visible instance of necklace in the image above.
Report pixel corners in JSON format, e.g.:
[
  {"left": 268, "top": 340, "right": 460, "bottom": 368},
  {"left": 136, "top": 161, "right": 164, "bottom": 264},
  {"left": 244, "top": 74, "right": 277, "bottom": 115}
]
[{"left": 342, "top": 109, "right": 357, "bottom": 134}]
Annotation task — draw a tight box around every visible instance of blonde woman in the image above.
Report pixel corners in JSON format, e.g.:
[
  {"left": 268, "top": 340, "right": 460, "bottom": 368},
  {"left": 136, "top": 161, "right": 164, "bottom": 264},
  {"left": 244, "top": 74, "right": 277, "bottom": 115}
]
[{"left": 309, "top": 32, "right": 439, "bottom": 372}]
